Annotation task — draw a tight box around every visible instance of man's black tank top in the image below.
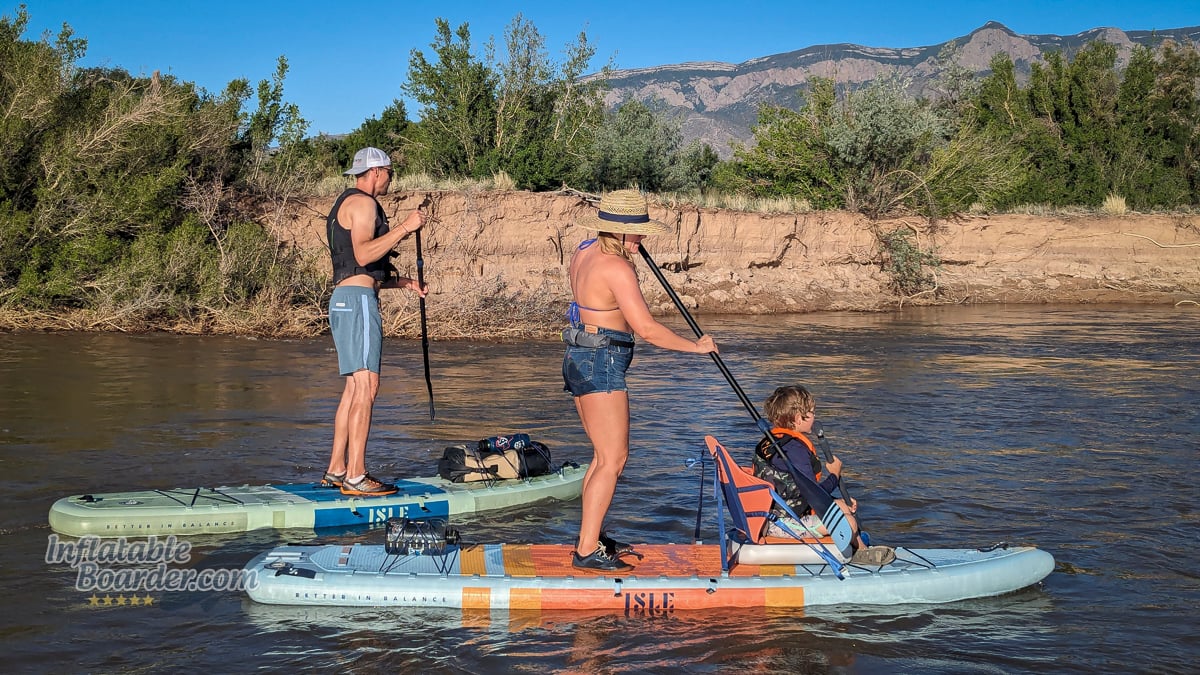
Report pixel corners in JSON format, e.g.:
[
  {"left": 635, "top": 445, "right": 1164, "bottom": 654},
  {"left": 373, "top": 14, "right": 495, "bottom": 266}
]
[{"left": 327, "top": 188, "right": 390, "bottom": 285}]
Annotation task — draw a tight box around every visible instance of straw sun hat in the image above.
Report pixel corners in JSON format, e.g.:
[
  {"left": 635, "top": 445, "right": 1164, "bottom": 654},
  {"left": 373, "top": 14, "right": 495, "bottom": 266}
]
[{"left": 577, "top": 189, "right": 672, "bottom": 236}]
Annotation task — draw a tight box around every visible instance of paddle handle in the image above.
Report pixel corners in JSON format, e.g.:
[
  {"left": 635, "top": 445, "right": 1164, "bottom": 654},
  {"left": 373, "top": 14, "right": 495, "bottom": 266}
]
[{"left": 816, "top": 427, "right": 852, "bottom": 505}]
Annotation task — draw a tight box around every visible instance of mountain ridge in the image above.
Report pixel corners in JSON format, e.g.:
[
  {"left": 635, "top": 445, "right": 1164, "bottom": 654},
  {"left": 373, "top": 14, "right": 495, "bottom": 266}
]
[{"left": 595, "top": 21, "right": 1200, "bottom": 156}]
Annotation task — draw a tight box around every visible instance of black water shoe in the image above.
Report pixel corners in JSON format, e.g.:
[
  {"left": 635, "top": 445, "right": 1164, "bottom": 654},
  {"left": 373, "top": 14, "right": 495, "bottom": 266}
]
[
  {"left": 600, "top": 531, "right": 643, "bottom": 560},
  {"left": 321, "top": 471, "right": 346, "bottom": 488},
  {"left": 572, "top": 544, "right": 634, "bottom": 572}
]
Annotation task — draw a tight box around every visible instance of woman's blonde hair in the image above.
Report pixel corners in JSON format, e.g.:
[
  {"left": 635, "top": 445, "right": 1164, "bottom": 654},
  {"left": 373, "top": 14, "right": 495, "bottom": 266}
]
[
  {"left": 763, "top": 385, "right": 815, "bottom": 428},
  {"left": 597, "top": 232, "right": 635, "bottom": 263}
]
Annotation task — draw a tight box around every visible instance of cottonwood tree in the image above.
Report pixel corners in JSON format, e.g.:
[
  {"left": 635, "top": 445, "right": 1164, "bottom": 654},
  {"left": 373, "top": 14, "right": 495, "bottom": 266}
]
[
  {"left": 238, "top": 54, "right": 317, "bottom": 214},
  {"left": 1136, "top": 40, "right": 1200, "bottom": 206},
  {"left": 550, "top": 31, "right": 608, "bottom": 171},
  {"left": 487, "top": 17, "right": 609, "bottom": 189},
  {"left": 973, "top": 39, "right": 1200, "bottom": 209},
  {"left": 580, "top": 99, "right": 716, "bottom": 193},
  {"left": 402, "top": 15, "right": 608, "bottom": 189},
  {"left": 404, "top": 19, "right": 497, "bottom": 178},
  {"left": 340, "top": 100, "right": 410, "bottom": 167},
  {"left": 489, "top": 14, "right": 549, "bottom": 170},
  {"left": 0, "top": 6, "right": 85, "bottom": 208},
  {"left": 724, "top": 77, "right": 843, "bottom": 207}
]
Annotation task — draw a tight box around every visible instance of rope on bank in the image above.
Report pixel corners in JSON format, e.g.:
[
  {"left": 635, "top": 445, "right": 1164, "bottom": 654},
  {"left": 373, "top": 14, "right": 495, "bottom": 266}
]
[{"left": 1122, "top": 232, "right": 1200, "bottom": 248}]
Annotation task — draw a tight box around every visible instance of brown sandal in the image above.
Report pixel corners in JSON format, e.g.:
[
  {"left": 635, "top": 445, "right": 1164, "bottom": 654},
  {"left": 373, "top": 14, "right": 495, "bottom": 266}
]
[{"left": 339, "top": 473, "right": 398, "bottom": 496}]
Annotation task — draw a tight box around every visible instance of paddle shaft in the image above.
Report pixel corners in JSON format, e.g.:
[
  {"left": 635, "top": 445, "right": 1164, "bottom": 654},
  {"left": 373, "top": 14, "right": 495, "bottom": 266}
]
[
  {"left": 693, "top": 456, "right": 705, "bottom": 544},
  {"left": 415, "top": 229, "right": 435, "bottom": 420},
  {"left": 635, "top": 245, "right": 760, "bottom": 417},
  {"left": 637, "top": 243, "right": 855, "bottom": 554},
  {"left": 816, "top": 426, "right": 853, "bottom": 506},
  {"left": 635, "top": 245, "right": 810, "bottom": 482}
]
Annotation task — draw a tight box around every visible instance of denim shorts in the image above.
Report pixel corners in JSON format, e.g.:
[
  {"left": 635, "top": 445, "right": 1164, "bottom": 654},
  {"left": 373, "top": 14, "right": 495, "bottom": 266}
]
[
  {"left": 562, "top": 327, "right": 635, "bottom": 397},
  {"left": 329, "top": 286, "right": 382, "bottom": 375}
]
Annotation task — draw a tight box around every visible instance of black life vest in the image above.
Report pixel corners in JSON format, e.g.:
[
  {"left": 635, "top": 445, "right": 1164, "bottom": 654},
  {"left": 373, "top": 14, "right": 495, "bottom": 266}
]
[
  {"left": 755, "top": 427, "right": 823, "bottom": 480},
  {"left": 752, "top": 428, "right": 825, "bottom": 515},
  {"left": 327, "top": 188, "right": 390, "bottom": 285}
]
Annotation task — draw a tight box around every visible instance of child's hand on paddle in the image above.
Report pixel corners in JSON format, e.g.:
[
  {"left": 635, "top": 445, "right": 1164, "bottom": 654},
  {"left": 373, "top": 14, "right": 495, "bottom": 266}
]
[{"left": 826, "top": 455, "right": 844, "bottom": 476}]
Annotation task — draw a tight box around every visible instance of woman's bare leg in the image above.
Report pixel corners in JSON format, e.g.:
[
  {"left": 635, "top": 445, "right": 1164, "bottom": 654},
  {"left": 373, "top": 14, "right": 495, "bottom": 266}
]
[{"left": 574, "top": 391, "right": 629, "bottom": 556}]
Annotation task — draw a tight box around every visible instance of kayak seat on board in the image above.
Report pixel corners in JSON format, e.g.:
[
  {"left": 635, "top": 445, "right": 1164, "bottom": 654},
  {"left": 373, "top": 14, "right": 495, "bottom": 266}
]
[{"left": 706, "top": 435, "right": 850, "bottom": 572}]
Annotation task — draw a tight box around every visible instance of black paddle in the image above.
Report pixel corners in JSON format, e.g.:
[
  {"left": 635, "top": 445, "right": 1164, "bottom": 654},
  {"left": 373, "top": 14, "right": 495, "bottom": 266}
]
[
  {"left": 636, "top": 243, "right": 855, "bottom": 557},
  {"left": 415, "top": 220, "right": 434, "bottom": 421},
  {"left": 634, "top": 245, "right": 754, "bottom": 414},
  {"left": 816, "top": 426, "right": 853, "bottom": 505}
]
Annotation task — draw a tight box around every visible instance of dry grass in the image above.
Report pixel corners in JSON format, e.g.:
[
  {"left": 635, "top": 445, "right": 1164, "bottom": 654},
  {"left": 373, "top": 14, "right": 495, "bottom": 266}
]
[
  {"left": 1005, "top": 196, "right": 1145, "bottom": 217},
  {"left": 394, "top": 172, "right": 509, "bottom": 194},
  {"left": 0, "top": 302, "right": 327, "bottom": 337},
  {"left": 1005, "top": 203, "right": 1095, "bottom": 216},
  {"left": 380, "top": 275, "right": 564, "bottom": 341},
  {"left": 658, "top": 191, "right": 813, "bottom": 213},
  {"left": 1101, "top": 192, "right": 1128, "bottom": 215},
  {"left": 0, "top": 279, "right": 563, "bottom": 340},
  {"left": 491, "top": 170, "right": 516, "bottom": 192},
  {"left": 310, "top": 171, "right": 519, "bottom": 199},
  {"left": 313, "top": 174, "right": 350, "bottom": 197}
]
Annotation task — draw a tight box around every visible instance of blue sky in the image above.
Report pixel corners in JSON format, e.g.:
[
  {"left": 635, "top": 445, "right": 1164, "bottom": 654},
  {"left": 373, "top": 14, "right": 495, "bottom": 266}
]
[{"left": 15, "top": 1, "right": 1199, "bottom": 136}]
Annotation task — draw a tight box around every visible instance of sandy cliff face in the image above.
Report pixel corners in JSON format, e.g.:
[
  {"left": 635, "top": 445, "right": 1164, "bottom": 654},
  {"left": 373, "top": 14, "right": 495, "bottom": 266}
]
[{"left": 276, "top": 190, "right": 1199, "bottom": 328}]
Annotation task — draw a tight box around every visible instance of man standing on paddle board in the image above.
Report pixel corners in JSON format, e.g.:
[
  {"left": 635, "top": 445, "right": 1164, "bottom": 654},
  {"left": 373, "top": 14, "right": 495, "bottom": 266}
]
[
  {"left": 323, "top": 147, "right": 427, "bottom": 496},
  {"left": 563, "top": 189, "right": 717, "bottom": 571}
]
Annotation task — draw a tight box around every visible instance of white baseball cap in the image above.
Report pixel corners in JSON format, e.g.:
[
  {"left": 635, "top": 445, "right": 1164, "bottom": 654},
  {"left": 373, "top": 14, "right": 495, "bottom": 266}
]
[{"left": 344, "top": 147, "right": 392, "bottom": 175}]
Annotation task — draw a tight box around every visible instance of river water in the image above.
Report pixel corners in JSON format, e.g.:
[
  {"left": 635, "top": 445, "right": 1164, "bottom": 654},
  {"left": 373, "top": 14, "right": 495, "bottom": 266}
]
[{"left": 1, "top": 305, "right": 1196, "bottom": 673}]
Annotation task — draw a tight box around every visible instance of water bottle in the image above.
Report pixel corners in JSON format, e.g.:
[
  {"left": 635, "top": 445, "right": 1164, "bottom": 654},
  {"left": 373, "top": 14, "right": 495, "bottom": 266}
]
[{"left": 478, "top": 433, "right": 531, "bottom": 453}]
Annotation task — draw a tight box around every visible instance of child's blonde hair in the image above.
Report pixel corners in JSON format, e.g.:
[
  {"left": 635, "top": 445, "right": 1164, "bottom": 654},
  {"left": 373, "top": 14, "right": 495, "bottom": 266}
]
[{"left": 763, "top": 385, "right": 815, "bottom": 428}]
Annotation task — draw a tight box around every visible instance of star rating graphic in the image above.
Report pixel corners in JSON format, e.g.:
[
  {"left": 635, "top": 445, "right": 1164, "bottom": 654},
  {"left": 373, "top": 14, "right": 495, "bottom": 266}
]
[{"left": 87, "top": 594, "right": 155, "bottom": 607}]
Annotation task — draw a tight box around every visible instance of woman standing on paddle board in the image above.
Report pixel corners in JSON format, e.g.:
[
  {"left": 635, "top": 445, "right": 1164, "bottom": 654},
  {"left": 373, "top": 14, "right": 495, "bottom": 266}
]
[{"left": 563, "top": 189, "right": 717, "bottom": 571}]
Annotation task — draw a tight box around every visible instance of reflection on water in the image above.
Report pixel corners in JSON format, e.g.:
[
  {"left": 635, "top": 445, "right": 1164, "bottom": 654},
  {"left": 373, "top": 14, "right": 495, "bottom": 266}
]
[
  {"left": 1, "top": 304, "right": 1197, "bottom": 673},
  {"left": 241, "top": 590, "right": 1060, "bottom": 672}
]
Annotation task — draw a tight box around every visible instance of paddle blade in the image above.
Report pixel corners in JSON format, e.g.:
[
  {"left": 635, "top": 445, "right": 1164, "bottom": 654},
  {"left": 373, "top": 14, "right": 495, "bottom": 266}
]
[{"left": 819, "top": 501, "right": 856, "bottom": 559}]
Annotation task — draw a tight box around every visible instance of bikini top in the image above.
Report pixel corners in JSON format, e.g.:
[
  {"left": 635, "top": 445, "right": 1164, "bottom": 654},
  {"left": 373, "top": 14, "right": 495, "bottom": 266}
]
[{"left": 566, "top": 238, "right": 620, "bottom": 325}]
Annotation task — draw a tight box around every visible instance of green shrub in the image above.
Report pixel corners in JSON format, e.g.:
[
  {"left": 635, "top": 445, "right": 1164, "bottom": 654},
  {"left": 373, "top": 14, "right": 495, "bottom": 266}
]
[{"left": 876, "top": 227, "right": 940, "bottom": 295}]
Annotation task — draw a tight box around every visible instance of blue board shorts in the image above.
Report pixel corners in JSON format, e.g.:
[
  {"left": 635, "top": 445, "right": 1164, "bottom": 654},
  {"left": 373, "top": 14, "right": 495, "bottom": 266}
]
[
  {"left": 562, "top": 327, "right": 635, "bottom": 397},
  {"left": 329, "top": 286, "right": 382, "bottom": 375}
]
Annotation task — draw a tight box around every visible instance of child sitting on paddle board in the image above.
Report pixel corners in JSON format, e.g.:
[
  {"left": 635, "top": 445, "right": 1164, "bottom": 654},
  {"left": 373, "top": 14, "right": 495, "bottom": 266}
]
[{"left": 754, "top": 385, "right": 894, "bottom": 565}]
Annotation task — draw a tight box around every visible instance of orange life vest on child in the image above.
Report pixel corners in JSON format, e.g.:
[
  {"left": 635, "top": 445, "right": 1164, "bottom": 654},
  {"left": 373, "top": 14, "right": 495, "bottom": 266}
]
[
  {"left": 752, "top": 427, "right": 829, "bottom": 516},
  {"left": 755, "top": 427, "right": 824, "bottom": 482}
]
